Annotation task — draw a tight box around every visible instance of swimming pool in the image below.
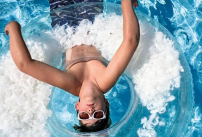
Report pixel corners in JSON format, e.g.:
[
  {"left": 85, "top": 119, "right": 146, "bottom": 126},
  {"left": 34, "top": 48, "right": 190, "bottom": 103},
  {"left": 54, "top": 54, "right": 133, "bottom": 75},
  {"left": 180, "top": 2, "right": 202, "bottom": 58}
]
[{"left": 0, "top": 0, "right": 201, "bottom": 137}]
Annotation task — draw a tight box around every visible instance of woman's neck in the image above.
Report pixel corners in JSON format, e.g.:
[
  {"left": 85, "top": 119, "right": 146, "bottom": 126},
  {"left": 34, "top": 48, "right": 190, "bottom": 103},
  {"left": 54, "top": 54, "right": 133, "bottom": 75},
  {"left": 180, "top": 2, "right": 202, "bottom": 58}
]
[{"left": 79, "top": 78, "right": 103, "bottom": 99}]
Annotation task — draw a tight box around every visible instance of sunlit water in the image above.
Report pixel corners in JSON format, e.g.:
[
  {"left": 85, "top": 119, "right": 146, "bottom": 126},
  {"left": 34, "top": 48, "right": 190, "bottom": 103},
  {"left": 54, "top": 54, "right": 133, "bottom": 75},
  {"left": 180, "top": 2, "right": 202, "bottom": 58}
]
[{"left": 0, "top": 0, "right": 201, "bottom": 137}]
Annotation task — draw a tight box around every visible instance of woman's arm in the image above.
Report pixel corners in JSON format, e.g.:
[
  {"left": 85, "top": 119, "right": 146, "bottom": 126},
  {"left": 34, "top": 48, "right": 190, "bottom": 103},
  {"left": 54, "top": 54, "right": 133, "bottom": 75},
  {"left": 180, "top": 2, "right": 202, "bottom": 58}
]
[
  {"left": 97, "top": 0, "right": 140, "bottom": 92},
  {"left": 5, "top": 21, "right": 32, "bottom": 69},
  {"left": 122, "top": 0, "right": 139, "bottom": 42},
  {"left": 4, "top": 21, "right": 79, "bottom": 95}
]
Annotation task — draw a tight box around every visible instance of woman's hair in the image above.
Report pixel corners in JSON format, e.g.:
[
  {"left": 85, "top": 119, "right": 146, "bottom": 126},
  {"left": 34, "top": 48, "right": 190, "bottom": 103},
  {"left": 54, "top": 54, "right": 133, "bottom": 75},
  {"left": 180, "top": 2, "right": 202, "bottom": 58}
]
[{"left": 73, "top": 106, "right": 111, "bottom": 132}]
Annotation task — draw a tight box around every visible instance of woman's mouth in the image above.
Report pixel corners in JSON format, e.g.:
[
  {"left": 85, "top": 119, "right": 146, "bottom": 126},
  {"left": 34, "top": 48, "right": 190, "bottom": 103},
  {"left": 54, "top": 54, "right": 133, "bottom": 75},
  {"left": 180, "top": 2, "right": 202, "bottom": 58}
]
[{"left": 87, "top": 104, "right": 94, "bottom": 107}]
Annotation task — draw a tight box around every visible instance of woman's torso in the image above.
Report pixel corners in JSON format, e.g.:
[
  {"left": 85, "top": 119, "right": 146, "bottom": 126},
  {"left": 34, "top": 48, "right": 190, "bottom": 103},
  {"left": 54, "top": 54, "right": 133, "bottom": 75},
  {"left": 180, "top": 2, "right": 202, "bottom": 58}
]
[{"left": 65, "top": 44, "right": 107, "bottom": 92}]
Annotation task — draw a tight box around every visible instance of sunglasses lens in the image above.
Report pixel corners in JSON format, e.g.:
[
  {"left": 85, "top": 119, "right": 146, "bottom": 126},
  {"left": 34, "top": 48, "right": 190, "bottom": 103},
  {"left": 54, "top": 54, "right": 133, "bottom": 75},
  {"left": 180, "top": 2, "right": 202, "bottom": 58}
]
[
  {"left": 79, "top": 112, "right": 89, "bottom": 119},
  {"left": 94, "top": 111, "right": 104, "bottom": 118}
]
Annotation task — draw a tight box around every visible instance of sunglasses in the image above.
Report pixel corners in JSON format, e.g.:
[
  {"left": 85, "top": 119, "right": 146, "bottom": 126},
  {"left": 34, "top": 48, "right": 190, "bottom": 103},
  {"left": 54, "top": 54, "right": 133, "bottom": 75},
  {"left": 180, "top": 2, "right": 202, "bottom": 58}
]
[{"left": 77, "top": 110, "right": 106, "bottom": 120}]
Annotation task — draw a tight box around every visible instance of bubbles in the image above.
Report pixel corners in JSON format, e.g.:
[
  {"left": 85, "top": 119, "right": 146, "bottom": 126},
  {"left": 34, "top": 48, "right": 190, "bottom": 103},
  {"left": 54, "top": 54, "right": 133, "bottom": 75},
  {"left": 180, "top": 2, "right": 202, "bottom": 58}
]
[
  {"left": 0, "top": 40, "right": 52, "bottom": 137},
  {"left": 129, "top": 0, "right": 202, "bottom": 98},
  {"left": 0, "top": 2, "right": 194, "bottom": 137},
  {"left": 49, "top": 9, "right": 191, "bottom": 136},
  {"left": 186, "top": 106, "right": 202, "bottom": 137},
  {"left": 51, "top": 13, "right": 123, "bottom": 61}
]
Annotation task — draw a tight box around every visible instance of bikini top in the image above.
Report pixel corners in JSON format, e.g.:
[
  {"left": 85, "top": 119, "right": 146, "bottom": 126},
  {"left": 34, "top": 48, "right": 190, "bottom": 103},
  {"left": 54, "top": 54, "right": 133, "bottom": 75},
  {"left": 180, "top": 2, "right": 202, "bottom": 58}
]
[{"left": 65, "top": 45, "right": 107, "bottom": 70}]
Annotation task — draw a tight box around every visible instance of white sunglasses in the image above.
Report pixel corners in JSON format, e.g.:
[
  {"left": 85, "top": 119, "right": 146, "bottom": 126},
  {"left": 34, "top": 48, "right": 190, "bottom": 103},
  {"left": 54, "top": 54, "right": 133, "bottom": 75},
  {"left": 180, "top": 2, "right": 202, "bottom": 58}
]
[{"left": 77, "top": 110, "right": 107, "bottom": 120}]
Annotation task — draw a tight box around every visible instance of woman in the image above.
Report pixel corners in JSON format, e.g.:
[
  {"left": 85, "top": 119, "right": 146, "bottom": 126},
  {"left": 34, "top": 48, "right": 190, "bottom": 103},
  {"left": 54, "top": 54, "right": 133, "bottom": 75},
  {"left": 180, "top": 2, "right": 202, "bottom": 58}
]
[{"left": 4, "top": 0, "right": 140, "bottom": 132}]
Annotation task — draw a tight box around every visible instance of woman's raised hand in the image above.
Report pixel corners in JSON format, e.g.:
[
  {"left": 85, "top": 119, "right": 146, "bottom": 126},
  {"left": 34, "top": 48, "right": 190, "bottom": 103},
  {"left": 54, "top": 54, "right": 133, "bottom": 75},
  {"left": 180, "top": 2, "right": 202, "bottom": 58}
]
[
  {"left": 122, "top": 0, "right": 139, "bottom": 7},
  {"left": 132, "top": 0, "right": 139, "bottom": 7},
  {"left": 4, "top": 21, "right": 21, "bottom": 36}
]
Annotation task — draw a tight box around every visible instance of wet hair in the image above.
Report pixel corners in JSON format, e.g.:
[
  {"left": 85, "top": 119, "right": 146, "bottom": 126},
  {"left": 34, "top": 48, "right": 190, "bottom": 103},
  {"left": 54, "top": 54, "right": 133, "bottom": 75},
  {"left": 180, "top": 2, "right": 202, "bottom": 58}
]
[{"left": 73, "top": 106, "right": 111, "bottom": 132}]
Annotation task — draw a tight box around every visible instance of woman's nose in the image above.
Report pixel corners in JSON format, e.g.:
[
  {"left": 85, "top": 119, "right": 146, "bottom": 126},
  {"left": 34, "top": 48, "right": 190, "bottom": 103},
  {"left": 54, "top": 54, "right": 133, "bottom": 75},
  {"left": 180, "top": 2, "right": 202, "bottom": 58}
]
[{"left": 88, "top": 108, "right": 95, "bottom": 114}]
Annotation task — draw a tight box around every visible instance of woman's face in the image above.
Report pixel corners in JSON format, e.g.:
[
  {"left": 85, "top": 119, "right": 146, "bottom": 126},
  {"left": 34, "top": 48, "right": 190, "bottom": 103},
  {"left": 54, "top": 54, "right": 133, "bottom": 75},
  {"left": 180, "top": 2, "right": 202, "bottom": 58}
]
[{"left": 75, "top": 96, "right": 109, "bottom": 126}]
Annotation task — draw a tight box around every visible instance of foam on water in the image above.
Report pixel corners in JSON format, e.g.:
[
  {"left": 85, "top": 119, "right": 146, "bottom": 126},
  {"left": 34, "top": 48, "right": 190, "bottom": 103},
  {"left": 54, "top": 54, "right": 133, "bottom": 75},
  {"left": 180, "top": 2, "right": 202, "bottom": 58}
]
[
  {"left": 0, "top": 46, "right": 52, "bottom": 136},
  {"left": 0, "top": 12, "right": 182, "bottom": 136},
  {"left": 0, "top": 28, "right": 64, "bottom": 136},
  {"left": 50, "top": 13, "right": 182, "bottom": 136},
  {"left": 134, "top": 31, "right": 183, "bottom": 136},
  {"left": 50, "top": 13, "right": 123, "bottom": 61},
  {"left": 186, "top": 107, "right": 202, "bottom": 136}
]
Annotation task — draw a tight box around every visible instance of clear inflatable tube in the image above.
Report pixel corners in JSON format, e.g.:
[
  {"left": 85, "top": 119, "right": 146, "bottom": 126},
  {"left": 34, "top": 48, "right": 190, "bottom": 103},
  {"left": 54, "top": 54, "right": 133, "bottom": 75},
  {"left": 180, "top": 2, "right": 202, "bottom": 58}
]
[{"left": 0, "top": 2, "right": 194, "bottom": 137}]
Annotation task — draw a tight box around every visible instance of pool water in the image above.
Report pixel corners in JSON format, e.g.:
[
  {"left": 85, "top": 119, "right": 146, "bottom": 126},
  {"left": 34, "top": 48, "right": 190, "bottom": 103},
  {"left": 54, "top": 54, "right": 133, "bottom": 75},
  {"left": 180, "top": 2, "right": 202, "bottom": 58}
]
[{"left": 0, "top": 0, "right": 201, "bottom": 137}]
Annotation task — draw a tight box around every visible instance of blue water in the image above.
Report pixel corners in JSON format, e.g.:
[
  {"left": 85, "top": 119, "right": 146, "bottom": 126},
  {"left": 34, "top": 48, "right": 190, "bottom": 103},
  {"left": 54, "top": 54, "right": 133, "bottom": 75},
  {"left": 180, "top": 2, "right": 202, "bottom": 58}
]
[{"left": 0, "top": 0, "right": 202, "bottom": 136}]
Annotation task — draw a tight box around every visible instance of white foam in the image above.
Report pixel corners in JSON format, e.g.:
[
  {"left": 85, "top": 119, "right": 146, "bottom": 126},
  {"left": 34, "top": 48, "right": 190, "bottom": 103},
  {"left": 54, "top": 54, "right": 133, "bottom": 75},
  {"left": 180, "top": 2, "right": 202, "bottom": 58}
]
[
  {"left": 135, "top": 32, "right": 183, "bottom": 136},
  {"left": 50, "top": 13, "right": 183, "bottom": 136},
  {"left": 0, "top": 41, "right": 53, "bottom": 137},
  {"left": 50, "top": 13, "right": 123, "bottom": 61},
  {"left": 0, "top": 13, "right": 182, "bottom": 136},
  {"left": 186, "top": 106, "right": 202, "bottom": 136}
]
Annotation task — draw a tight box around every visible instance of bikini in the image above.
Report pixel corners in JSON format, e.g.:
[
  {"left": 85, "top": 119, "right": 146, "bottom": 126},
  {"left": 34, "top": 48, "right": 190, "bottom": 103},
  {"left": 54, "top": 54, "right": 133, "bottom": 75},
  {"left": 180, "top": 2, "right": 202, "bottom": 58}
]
[{"left": 65, "top": 44, "right": 107, "bottom": 70}]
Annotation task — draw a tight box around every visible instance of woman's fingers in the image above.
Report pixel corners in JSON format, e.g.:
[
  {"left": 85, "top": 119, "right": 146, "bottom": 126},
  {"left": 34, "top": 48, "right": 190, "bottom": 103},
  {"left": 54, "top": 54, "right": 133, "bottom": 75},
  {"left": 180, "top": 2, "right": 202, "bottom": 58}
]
[
  {"left": 136, "top": 1, "right": 139, "bottom": 7},
  {"left": 4, "top": 24, "right": 9, "bottom": 35},
  {"left": 4, "top": 21, "right": 21, "bottom": 36},
  {"left": 5, "top": 30, "right": 9, "bottom": 35},
  {"left": 133, "top": 1, "right": 139, "bottom": 7}
]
